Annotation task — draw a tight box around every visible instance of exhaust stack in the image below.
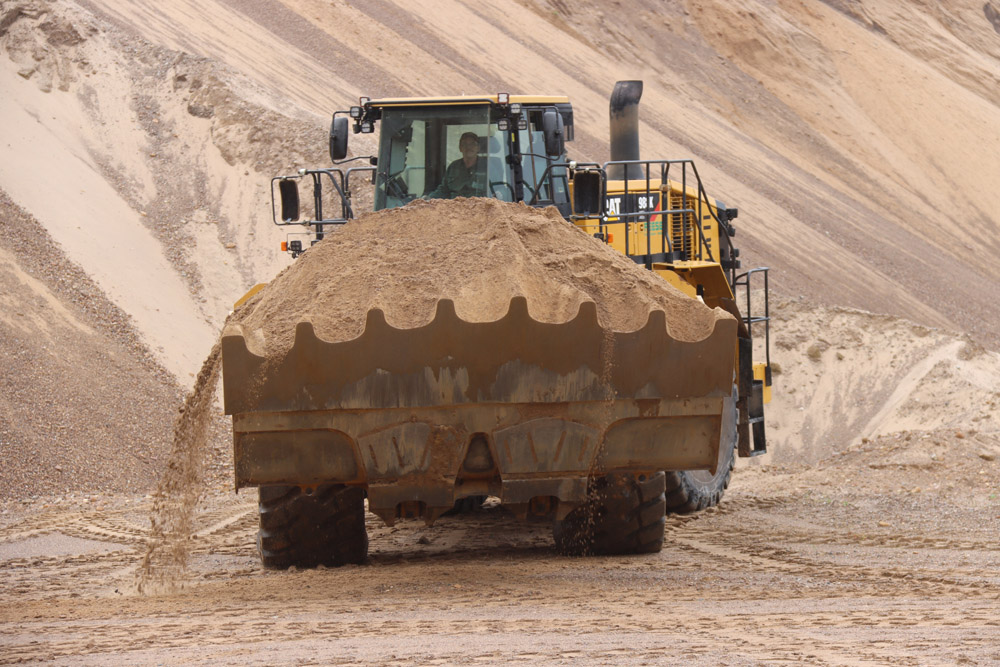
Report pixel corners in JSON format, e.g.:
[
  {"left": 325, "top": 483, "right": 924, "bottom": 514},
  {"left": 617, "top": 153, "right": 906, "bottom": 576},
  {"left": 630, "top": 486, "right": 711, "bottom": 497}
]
[{"left": 608, "top": 80, "right": 643, "bottom": 181}]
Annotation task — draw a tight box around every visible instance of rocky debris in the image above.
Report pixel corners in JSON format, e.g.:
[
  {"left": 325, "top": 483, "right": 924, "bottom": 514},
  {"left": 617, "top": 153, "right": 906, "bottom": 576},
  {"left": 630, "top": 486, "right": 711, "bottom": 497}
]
[{"left": 0, "top": 0, "right": 96, "bottom": 93}]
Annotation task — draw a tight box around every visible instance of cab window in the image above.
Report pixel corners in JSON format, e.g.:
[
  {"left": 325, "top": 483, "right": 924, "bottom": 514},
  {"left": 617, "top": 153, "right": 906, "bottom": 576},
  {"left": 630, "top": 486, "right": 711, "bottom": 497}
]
[
  {"left": 375, "top": 106, "right": 514, "bottom": 210},
  {"left": 518, "top": 110, "right": 568, "bottom": 207}
]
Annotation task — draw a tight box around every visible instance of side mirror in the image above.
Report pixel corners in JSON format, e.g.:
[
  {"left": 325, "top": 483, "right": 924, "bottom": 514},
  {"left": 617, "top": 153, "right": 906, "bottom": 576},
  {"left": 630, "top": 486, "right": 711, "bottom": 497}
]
[
  {"left": 542, "top": 109, "right": 565, "bottom": 157},
  {"left": 573, "top": 171, "right": 603, "bottom": 217},
  {"left": 329, "top": 116, "right": 349, "bottom": 162},
  {"left": 278, "top": 178, "right": 300, "bottom": 222}
]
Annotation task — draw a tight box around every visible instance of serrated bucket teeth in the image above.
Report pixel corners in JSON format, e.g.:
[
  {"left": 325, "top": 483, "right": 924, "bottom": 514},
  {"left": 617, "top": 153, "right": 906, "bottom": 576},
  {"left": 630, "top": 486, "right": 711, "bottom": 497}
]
[{"left": 222, "top": 297, "right": 737, "bottom": 523}]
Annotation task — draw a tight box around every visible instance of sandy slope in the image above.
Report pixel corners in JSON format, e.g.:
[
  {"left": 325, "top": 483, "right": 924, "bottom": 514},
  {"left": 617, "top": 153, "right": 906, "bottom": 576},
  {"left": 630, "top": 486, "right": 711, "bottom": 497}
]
[
  {"left": 1, "top": 0, "right": 334, "bottom": 377},
  {"left": 65, "top": 0, "right": 1000, "bottom": 348},
  {"left": 0, "top": 62, "right": 216, "bottom": 380},
  {"left": 0, "top": 192, "right": 180, "bottom": 498},
  {"left": 3, "top": 0, "right": 999, "bottom": 366}
]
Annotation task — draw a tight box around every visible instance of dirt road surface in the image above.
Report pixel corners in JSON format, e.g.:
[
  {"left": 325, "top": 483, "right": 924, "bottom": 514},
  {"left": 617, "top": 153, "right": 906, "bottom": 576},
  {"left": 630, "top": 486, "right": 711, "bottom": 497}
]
[{"left": 2, "top": 446, "right": 998, "bottom": 665}]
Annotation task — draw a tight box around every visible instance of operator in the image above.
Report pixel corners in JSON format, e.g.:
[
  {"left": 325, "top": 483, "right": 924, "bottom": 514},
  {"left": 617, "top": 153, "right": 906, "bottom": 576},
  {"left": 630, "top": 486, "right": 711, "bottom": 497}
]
[{"left": 425, "top": 131, "right": 486, "bottom": 199}]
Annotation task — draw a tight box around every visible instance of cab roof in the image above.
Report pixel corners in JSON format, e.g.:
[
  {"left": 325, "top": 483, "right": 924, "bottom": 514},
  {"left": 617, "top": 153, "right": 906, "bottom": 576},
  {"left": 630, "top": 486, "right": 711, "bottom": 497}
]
[{"left": 365, "top": 94, "right": 571, "bottom": 108}]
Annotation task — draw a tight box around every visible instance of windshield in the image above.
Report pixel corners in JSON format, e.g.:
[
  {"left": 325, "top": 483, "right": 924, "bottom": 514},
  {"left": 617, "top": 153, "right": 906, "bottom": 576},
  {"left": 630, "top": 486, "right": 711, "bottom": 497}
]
[
  {"left": 375, "top": 106, "right": 514, "bottom": 210},
  {"left": 519, "top": 109, "right": 568, "bottom": 207}
]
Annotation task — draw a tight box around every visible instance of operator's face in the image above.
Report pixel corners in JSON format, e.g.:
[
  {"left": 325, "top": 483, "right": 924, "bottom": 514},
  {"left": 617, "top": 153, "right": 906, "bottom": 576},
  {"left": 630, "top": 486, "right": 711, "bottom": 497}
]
[{"left": 460, "top": 137, "right": 478, "bottom": 161}]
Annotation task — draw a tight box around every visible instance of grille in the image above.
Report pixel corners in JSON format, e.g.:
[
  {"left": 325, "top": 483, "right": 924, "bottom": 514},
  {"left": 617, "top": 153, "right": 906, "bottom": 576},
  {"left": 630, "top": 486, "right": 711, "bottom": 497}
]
[{"left": 669, "top": 193, "right": 695, "bottom": 259}]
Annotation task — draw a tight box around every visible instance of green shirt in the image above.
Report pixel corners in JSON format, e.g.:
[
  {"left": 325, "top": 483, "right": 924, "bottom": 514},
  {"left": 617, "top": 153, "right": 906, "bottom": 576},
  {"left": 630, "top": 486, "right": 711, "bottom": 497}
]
[{"left": 428, "top": 158, "right": 486, "bottom": 199}]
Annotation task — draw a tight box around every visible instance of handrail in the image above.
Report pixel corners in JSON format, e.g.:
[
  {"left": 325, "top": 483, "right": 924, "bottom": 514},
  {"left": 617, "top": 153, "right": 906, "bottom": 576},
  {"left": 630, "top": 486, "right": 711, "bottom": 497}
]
[
  {"left": 345, "top": 166, "right": 377, "bottom": 219},
  {"left": 733, "top": 267, "right": 771, "bottom": 369},
  {"left": 271, "top": 167, "right": 363, "bottom": 228},
  {"left": 599, "top": 158, "right": 727, "bottom": 264}
]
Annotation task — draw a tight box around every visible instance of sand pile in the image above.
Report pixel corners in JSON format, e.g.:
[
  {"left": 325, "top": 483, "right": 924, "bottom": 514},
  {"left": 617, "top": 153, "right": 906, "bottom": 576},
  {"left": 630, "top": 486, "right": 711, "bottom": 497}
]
[
  {"left": 0, "top": 191, "right": 182, "bottom": 499},
  {"left": 235, "top": 198, "right": 727, "bottom": 355},
  {"left": 764, "top": 298, "right": 1000, "bottom": 464}
]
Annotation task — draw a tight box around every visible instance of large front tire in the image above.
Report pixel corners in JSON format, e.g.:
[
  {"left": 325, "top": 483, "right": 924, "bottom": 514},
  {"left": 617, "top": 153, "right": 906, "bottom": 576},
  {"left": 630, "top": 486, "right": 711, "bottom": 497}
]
[
  {"left": 664, "top": 386, "right": 738, "bottom": 513},
  {"left": 553, "top": 472, "right": 666, "bottom": 556},
  {"left": 257, "top": 484, "right": 368, "bottom": 569}
]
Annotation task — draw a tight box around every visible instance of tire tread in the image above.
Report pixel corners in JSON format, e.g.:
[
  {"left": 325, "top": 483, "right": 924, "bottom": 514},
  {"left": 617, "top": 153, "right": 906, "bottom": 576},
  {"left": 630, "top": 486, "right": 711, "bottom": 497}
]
[{"left": 256, "top": 484, "right": 368, "bottom": 570}]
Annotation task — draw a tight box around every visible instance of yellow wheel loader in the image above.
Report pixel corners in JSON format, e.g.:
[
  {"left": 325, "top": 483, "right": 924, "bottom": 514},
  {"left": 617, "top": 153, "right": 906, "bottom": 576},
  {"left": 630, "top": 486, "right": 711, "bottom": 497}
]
[{"left": 223, "top": 81, "right": 772, "bottom": 568}]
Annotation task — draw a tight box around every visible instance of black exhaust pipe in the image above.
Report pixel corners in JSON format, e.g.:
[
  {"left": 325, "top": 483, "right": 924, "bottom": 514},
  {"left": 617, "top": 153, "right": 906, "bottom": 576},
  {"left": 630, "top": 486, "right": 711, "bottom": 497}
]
[{"left": 608, "top": 80, "right": 643, "bottom": 181}]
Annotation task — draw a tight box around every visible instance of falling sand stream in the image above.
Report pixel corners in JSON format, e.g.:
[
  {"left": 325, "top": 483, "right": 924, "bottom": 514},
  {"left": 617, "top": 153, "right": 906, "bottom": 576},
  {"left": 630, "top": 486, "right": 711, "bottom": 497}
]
[{"left": 137, "top": 344, "right": 222, "bottom": 594}]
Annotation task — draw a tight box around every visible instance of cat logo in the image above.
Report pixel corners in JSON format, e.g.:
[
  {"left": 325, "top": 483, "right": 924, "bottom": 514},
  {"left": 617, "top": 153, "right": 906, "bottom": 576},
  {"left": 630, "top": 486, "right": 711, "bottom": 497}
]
[{"left": 605, "top": 193, "right": 661, "bottom": 226}]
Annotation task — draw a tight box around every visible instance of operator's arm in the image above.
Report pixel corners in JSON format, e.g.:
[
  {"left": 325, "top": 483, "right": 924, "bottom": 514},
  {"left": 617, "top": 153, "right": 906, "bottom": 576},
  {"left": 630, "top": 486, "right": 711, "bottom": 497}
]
[{"left": 425, "top": 160, "right": 458, "bottom": 199}]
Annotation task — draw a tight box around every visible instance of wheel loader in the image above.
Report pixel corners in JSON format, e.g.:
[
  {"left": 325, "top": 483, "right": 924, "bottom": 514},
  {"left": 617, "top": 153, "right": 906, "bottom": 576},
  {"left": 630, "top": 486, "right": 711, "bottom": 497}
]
[{"left": 222, "top": 81, "right": 772, "bottom": 568}]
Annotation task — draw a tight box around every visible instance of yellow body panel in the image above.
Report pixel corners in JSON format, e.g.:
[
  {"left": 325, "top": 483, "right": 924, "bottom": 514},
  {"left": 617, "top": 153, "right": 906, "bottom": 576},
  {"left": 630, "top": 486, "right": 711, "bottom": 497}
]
[
  {"left": 233, "top": 283, "right": 267, "bottom": 310},
  {"left": 754, "top": 363, "right": 772, "bottom": 404},
  {"left": 653, "top": 268, "right": 697, "bottom": 297},
  {"left": 573, "top": 178, "right": 733, "bottom": 302},
  {"left": 659, "top": 262, "right": 735, "bottom": 301}
]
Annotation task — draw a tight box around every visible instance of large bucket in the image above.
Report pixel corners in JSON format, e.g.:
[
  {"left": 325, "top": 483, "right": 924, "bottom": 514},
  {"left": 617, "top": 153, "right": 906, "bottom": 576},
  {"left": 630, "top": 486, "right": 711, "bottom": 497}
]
[{"left": 222, "top": 297, "right": 737, "bottom": 524}]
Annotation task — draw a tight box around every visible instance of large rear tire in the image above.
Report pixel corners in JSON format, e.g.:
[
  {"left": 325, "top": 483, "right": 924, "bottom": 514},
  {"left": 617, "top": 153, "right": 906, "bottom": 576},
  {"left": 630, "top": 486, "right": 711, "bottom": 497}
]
[
  {"left": 664, "top": 386, "right": 738, "bottom": 514},
  {"left": 257, "top": 484, "right": 368, "bottom": 569},
  {"left": 553, "top": 472, "right": 666, "bottom": 556}
]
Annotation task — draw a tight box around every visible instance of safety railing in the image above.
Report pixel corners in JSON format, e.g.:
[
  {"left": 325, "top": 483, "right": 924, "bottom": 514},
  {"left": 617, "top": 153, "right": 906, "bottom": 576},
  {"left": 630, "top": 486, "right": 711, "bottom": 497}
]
[
  {"left": 271, "top": 164, "right": 376, "bottom": 227},
  {"left": 270, "top": 162, "right": 376, "bottom": 255},
  {"left": 570, "top": 159, "right": 737, "bottom": 270},
  {"left": 732, "top": 266, "right": 771, "bottom": 370}
]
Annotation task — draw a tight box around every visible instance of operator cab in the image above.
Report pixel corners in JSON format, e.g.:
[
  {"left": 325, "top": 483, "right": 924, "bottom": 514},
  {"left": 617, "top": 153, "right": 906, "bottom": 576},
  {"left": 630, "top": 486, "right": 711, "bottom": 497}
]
[
  {"left": 269, "top": 94, "right": 574, "bottom": 256},
  {"left": 354, "top": 95, "right": 574, "bottom": 215}
]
